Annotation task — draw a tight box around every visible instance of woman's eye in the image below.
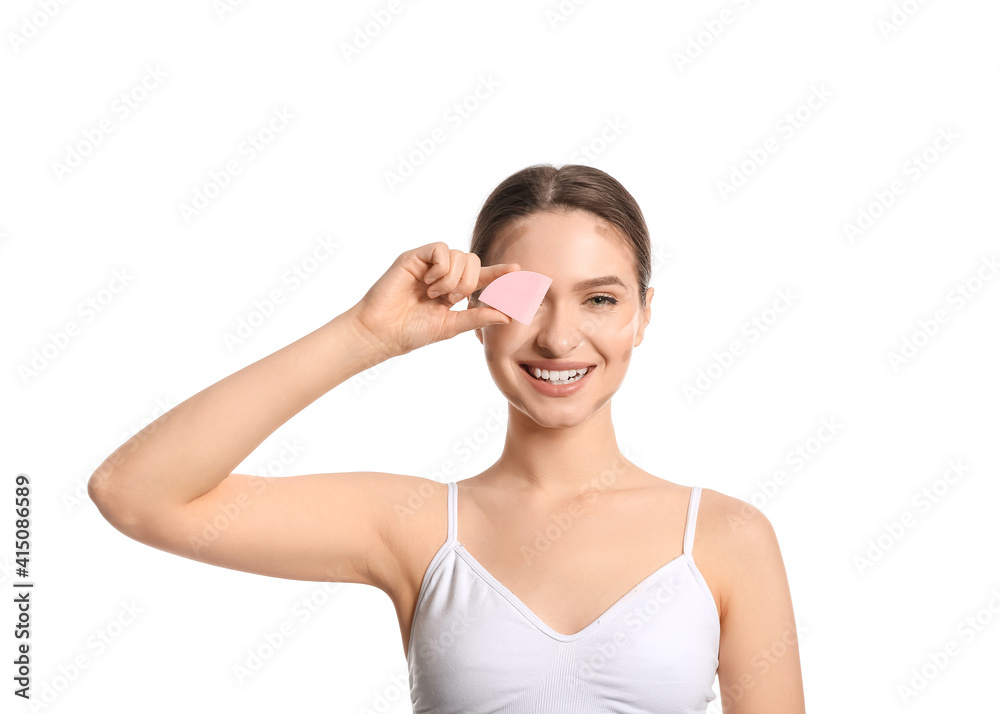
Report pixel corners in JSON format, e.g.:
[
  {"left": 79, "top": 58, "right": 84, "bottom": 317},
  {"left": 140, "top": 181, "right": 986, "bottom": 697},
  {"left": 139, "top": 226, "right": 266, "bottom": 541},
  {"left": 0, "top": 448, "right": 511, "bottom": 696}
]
[
  {"left": 536, "top": 295, "right": 619, "bottom": 308},
  {"left": 589, "top": 294, "right": 618, "bottom": 307}
]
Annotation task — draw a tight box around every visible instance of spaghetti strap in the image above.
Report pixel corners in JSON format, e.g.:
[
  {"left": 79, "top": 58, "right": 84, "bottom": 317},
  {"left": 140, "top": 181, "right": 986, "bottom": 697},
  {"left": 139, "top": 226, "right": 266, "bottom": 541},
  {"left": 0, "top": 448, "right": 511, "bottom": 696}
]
[
  {"left": 682, "top": 486, "right": 702, "bottom": 556},
  {"left": 446, "top": 481, "right": 457, "bottom": 544}
]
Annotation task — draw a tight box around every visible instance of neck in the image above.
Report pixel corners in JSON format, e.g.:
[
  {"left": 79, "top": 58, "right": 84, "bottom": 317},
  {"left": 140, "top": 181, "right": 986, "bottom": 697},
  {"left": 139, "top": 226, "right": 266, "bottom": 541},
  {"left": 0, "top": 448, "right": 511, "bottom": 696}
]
[{"left": 480, "top": 402, "right": 639, "bottom": 499}]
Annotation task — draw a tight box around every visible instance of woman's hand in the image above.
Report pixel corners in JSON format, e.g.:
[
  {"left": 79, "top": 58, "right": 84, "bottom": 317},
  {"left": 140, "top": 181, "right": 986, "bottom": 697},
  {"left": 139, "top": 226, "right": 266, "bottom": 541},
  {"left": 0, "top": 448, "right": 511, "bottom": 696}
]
[{"left": 347, "top": 242, "right": 520, "bottom": 357}]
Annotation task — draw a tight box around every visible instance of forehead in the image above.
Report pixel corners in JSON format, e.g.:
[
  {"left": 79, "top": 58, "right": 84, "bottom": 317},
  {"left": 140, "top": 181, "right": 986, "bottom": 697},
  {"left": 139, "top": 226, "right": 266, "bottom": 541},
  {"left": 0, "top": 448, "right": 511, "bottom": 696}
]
[{"left": 489, "top": 210, "right": 635, "bottom": 288}]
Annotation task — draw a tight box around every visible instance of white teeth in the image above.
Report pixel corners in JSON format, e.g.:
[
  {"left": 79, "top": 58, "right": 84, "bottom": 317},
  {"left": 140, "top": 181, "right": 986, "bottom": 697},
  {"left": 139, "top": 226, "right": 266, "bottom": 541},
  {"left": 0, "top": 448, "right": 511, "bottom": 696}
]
[{"left": 528, "top": 366, "right": 589, "bottom": 384}]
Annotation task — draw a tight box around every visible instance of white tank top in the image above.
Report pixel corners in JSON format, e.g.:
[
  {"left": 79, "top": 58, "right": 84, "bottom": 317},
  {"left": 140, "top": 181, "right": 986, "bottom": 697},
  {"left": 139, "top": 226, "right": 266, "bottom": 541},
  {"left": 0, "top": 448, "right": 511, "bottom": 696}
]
[{"left": 407, "top": 482, "right": 720, "bottom": 713}]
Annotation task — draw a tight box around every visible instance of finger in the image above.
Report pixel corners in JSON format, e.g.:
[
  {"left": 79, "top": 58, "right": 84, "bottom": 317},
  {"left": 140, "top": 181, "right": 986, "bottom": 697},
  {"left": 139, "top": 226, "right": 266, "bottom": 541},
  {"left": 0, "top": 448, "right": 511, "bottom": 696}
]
[
  {"left": 441, "top": 254, "right": 481, "bottom": 304},
  {"left": 470, "top": 261, "right": 522, "bottom": 301},
  {"left": 449, "top": 305, "right": 512, "bottom": 335},
  {"left": 420, "top": 242, "right": 452, "bottom": 285},
  {"left": 428, "top": 249, "right": 468, "bottom": 299},
  {"left": 477, "top": 261, "right": 522, "bottom": 288}
]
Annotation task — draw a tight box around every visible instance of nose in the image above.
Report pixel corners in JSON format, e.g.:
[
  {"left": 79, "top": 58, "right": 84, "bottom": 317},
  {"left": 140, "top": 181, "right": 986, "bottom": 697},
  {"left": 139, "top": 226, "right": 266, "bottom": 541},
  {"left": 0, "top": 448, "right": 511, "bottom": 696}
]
[{"left": 531, "top": 298, "right": 586, "bottom": 354}]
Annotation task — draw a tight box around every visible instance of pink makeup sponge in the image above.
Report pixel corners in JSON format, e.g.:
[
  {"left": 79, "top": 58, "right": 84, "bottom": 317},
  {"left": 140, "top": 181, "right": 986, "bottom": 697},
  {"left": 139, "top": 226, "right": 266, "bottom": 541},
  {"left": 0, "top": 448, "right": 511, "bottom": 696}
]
[{"left": 477, "top": 270, "right": 553, "bottom": 325}]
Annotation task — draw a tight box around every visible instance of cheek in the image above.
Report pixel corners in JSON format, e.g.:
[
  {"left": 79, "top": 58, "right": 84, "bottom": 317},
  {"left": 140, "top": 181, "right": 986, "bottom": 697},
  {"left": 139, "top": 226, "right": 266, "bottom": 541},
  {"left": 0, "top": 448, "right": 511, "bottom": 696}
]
[
  {"left": 605, "top": 312, "right": 639, "bottom": 366},
  {"left": 615, "top": 313, "right": 639, "bottom": 347}
]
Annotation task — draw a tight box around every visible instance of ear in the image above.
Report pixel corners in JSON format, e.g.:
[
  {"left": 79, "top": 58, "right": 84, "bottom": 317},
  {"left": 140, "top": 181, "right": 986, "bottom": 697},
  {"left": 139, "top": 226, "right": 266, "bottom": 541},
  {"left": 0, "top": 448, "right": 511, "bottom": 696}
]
[{"left": 633, "top": 287, "right": 653, "bottom": 347}]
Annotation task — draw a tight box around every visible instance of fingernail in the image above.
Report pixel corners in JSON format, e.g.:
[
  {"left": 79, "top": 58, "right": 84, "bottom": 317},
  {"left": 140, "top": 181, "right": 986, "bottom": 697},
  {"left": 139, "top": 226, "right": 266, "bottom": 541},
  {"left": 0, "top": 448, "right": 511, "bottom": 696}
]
[
  {"left": 428, "top": 290, "right": 439, "bottom": 298},
  {"left": 448, "top": 292, "right": 463, "bottom": 302}
]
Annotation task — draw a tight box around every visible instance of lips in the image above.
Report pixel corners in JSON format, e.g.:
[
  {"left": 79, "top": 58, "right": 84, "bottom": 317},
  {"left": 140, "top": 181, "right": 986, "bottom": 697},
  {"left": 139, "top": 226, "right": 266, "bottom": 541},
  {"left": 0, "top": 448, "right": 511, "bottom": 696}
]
[{"left": 518, "top": 362, "right": 595, "bottom": 395}]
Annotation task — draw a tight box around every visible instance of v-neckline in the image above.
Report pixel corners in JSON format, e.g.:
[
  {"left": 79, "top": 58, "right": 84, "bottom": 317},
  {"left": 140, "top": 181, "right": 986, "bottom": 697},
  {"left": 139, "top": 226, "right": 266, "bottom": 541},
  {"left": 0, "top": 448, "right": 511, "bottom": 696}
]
[{"left": 453, "top": 542, "right": 691, "bottom": 642}]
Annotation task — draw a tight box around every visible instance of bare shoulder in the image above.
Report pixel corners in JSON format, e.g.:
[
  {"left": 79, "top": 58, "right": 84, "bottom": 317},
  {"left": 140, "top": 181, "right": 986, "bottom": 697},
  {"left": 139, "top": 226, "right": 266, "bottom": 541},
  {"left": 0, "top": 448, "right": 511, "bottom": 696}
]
[
  {"left": 370, "top": 475, "right": 450, "bottom": 602},
  {"left": 695, "top": 487, "right": 780, "bottom": 549},
  {"left": 692, "top": 487, "right": 787, "bottom": 622},
  {"left": 695, "top": 487, "right": 806, "bottom": 711}
]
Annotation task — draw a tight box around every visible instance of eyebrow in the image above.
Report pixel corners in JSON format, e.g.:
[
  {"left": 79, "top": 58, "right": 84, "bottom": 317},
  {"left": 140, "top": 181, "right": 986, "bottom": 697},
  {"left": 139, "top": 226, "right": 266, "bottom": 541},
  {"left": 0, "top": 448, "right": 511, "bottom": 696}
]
[{"left": 572, "top": 275, "right": 628, "bottom": 291}]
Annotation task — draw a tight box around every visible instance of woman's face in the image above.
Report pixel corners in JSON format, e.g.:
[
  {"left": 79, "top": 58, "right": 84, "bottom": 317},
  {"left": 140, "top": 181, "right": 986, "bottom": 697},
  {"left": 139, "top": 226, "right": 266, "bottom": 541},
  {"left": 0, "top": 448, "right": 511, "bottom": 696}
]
[{"left": 472, "top": 209, "right": 653, "bottom": 428}]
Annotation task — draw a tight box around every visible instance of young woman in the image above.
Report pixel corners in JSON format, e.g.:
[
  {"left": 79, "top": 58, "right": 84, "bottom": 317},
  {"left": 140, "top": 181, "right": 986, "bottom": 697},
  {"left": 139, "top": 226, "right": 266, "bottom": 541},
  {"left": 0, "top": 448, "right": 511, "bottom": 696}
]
[{"left": 89, "top": 164, "right": 805, "bottom": 713}]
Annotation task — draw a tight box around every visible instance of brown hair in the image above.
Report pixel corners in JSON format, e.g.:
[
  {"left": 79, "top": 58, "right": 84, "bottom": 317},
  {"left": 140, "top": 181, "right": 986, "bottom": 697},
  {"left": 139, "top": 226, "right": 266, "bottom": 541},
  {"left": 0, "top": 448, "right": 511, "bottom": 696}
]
[{"left": 469, "top": 163, "right": 652, "bottom": 308}]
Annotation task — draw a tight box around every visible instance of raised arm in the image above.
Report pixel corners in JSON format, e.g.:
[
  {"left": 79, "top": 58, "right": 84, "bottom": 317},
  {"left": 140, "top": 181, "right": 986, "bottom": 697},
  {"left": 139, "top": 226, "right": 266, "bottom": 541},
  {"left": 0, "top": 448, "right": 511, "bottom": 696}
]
[{"left": 87, "top": 242, "right": 518, "bottom": 590}]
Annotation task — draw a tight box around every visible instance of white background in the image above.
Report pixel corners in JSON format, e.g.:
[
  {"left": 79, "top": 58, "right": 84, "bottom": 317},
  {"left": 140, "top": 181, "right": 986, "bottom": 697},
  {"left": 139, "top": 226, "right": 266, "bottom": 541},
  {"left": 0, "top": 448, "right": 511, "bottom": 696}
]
[{"left": 3, "top": 0, "right": 999, "bottom": 712}]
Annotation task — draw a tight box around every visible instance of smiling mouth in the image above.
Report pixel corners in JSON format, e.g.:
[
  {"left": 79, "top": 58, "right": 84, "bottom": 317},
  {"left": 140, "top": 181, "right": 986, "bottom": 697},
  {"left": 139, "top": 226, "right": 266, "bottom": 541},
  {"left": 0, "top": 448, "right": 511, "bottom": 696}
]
[{"left": 519, "top": 364, "right": 594, "bottom": 385}]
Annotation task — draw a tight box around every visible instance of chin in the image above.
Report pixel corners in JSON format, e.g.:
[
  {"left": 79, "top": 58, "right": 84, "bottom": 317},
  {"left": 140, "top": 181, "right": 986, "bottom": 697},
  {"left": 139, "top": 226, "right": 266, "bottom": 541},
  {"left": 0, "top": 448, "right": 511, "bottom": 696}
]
[
  {"left": 518, "top": 409, "right": 590, "bottom": 430},
  {"left": 510, "top": 393, "right": 608, "bottom": 429}
]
